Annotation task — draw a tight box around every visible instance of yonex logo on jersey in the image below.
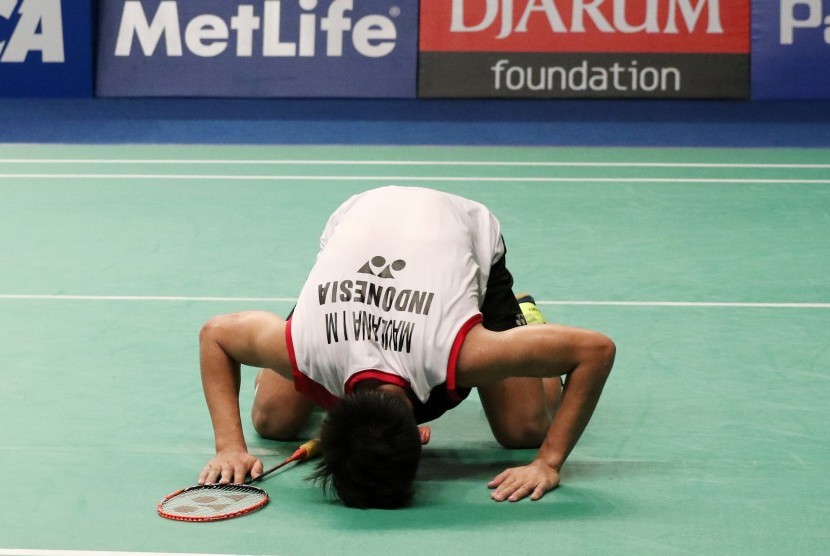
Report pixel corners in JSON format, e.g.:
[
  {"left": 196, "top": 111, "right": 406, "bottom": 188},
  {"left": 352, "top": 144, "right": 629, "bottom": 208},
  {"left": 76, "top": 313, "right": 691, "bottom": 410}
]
[
  {"left": 357, "top": 255, "right": 406, "bottom": 279},
  {"left": 0, "top": 0, "right": 65, "bottom": 63}
]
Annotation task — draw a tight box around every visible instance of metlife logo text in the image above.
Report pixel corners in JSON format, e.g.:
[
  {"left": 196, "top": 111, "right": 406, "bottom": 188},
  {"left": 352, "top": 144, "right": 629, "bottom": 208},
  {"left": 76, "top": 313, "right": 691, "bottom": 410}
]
[
  {"left": 97, "top": 0, "right": 416, "bottom": 97},
  {"left": 114, "top": 0, "right": 399, "bottom": 58},
  {"left": 0, "top": 0, "right": 64, "bottom": 63}
]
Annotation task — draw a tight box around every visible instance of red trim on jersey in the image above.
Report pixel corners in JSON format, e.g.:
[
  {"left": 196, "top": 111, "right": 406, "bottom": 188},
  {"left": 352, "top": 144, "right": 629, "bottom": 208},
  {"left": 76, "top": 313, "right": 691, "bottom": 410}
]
[
  {"left": 285, "top": 317, "right": 339, "bottom": 410},
  {"left": 447, "top": 314, "right": 483, "bottom": 402},
  {"left": 345, "top": 370, "right": 411, "bottom": 395}
]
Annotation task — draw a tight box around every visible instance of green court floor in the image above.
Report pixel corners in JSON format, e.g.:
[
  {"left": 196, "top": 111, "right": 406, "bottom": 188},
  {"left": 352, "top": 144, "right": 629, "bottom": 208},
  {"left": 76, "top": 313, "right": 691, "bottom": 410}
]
[{"left": 1, "top": 144, "right": 829, "bottom": 555}]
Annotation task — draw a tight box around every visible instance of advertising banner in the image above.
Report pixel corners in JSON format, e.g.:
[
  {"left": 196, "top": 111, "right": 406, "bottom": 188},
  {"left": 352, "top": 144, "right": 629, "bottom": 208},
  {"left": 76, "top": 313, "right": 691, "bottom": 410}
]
[
  {"left": 97, "top": 0, "right": 418, "bottom": 98},
  {"left": 419, "top": 0, "right": 750, "bottom": 98},
  {"left": 752, "top": 0, "right": 830, "bottom": 99},
  {"left": 0, "top": 0, "right": 93, "bottom": 97}
]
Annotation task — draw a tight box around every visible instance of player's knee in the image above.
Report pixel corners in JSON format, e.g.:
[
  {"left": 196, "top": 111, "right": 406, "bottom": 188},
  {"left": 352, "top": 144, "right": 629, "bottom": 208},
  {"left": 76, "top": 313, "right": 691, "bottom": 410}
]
[
  {"left": 492, "top": 412, "right": 549, "bottom": 449},
  {"left": 251, "top": 403, "right": 304, "bottom": 441}
]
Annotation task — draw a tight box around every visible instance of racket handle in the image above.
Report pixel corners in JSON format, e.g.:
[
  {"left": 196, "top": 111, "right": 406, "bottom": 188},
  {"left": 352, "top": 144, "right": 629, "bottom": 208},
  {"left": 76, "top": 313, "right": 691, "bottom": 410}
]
[
  {"left": 291, "top": 438, "right": 321, "bottom": 461},
  {"left": 248, "top": 438, "right": 322, "bottom": 484}
]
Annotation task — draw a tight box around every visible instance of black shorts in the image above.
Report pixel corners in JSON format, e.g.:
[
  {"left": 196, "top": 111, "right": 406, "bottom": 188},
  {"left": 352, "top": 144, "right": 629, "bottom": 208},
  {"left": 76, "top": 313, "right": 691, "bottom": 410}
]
[
  {"left": 412, "top": 246, "right": 525, "bottom": 423},
  {"left": 480, "top": 251, "right": 526, "bottom": 332}
]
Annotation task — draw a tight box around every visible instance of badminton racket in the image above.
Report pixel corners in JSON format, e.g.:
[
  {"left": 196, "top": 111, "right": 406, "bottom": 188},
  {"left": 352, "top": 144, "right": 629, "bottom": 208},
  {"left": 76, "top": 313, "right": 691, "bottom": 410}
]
[{"left": 157, "top": 438, "right": 320, "bottom": 522}]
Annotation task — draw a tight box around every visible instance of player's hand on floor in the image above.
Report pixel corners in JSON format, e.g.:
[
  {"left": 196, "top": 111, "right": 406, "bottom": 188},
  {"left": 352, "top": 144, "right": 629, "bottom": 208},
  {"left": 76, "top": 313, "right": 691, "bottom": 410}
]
[
  {"left": 488, "top": 459, "right": 560, "bottom": 502},
  {"left": 198, "top": 450, "right": 263, "bottom": 485}
]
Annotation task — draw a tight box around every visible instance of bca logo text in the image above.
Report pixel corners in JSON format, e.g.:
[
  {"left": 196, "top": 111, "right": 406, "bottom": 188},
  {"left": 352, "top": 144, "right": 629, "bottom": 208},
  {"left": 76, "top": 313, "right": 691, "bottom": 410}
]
[{"left": 0, "top": 0, "right": 64, "bottom": 62}]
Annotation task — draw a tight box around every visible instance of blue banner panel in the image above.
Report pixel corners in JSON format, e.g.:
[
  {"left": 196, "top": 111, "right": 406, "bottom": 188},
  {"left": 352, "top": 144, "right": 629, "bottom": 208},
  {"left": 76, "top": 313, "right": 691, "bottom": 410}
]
[
  {"left": 753, "top": 0, "right": 830, "bottom": 99},
  {"left": 96, "top": 0, "right": 417, "bottom": 98},
  {"left": 0, "top": 0, "right": 93, "bottom": 97}
]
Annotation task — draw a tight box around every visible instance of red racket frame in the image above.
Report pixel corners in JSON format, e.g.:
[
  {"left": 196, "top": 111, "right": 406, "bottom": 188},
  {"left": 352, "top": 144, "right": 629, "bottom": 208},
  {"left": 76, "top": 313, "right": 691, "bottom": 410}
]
[
  {"left": 157, "top": 439, "right": 320, "bottom": 522},
  {"left": 157, "top": 483, "right": 269, "bottom": 522}
]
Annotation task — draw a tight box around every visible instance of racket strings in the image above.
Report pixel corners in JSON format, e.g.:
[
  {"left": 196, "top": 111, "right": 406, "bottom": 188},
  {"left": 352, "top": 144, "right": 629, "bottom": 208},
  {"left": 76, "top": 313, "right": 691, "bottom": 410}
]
[
  {"left": 159, "top": 484, "right": 268, "bottom": 520},
  {"left": 158, "top": 440, "right": 320, "bottom": 522}
]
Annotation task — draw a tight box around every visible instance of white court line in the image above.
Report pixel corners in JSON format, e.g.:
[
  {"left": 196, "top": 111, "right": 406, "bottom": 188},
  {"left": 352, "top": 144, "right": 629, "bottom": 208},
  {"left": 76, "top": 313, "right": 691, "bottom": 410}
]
[
  {"left": 0, "top": 294, "right": 295, "bottom": 303},
  {"left": 0, "top": 550, "right": 259, "bottom": 556},
  {"left": 1, "top": 174, "right": 829, "bottom": 184},
  {"left": 541, "top": 300, "right": 830, "bottom": 309},
  {"left": 0, "top": 294, "right": 827, "bottom": 308},
  {"left": 2, "top": 159, "right": 830, "bottom": 169}
]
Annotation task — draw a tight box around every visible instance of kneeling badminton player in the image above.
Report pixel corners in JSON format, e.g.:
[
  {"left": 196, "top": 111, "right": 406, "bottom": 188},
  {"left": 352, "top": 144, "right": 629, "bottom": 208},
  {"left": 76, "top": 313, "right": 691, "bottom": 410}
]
[{"left": 195, "top": 186, "right": 615, "bottom": 508}]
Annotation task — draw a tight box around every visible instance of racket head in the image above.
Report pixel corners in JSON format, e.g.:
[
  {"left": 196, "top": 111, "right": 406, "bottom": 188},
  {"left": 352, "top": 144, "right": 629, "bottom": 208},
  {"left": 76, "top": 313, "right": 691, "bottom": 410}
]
[{"left": 157, "top": 483, "right": 269, "bottom": 522}]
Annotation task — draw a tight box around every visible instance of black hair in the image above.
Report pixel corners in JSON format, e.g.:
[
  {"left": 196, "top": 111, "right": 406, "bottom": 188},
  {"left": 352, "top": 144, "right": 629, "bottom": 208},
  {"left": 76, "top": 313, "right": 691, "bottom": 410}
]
[{"left": 310, "top": 390, "right": 422, "bottom": 509}]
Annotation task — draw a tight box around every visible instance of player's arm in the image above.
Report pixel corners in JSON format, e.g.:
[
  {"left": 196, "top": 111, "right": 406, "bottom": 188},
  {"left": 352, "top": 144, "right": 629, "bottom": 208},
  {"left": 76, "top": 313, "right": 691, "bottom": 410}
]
[
  {"left": 458, "top": 323, "right": 616, "bottom": 501},
  {"left": 197, "top": 311, "right": 292, "bottom": 484}
]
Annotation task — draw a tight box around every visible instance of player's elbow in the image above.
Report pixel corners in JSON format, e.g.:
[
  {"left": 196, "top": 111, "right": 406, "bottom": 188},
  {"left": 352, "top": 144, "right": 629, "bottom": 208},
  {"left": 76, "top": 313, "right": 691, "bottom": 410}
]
[
  {"left": 199, "top": 316, "right": 220, "bottom": 343},
  {"left": 586, "top": 332, "right": 616, "bottom": 377},
  {"left": 199, "top": 314, "right": 232, "bottom": 346}
]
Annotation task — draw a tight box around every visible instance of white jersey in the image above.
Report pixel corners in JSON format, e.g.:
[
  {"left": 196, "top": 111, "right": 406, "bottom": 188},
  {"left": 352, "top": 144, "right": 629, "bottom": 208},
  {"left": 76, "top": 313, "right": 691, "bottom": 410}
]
[{"left": 286, "top": 186, "right": 504, "bottom": 409}]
